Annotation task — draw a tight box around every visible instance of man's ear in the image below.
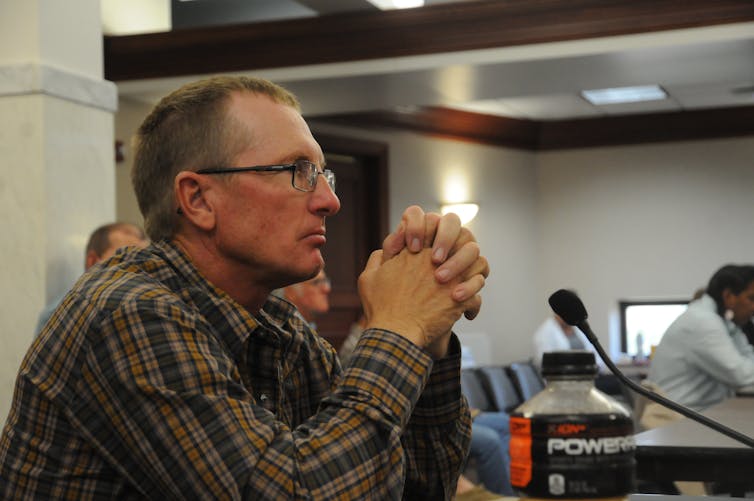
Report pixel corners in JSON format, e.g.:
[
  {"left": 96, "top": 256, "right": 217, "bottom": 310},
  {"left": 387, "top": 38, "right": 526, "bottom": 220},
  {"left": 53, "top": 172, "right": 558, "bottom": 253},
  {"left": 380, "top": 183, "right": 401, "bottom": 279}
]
[
  {"left": 174, "top": 171, "right": 217, "bottom": 232},
  {"left": 85, "top": 250, "right": 100, "bottom": 270}
]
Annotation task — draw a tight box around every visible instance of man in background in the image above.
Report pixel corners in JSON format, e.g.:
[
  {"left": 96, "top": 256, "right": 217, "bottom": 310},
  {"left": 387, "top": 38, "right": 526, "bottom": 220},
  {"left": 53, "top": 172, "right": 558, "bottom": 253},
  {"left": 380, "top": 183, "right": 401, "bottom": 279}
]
[
  {"left": 36, "top": 222, "right": 148, "bottom": 335},
  {"left": 281, "top": 268, "right": 331, "bottom": 326}
]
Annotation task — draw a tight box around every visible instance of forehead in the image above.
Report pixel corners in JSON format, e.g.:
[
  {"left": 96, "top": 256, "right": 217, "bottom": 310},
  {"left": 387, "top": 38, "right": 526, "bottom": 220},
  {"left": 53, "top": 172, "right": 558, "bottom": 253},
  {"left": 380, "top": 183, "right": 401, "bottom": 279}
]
[{"left": 227, "top": 91, "right": 323, "bottom": 163}]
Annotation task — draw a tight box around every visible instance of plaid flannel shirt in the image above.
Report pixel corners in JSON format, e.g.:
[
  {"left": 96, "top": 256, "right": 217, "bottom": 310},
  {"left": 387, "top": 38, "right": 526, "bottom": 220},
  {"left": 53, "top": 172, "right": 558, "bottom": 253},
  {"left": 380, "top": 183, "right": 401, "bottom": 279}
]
[{"left": 0, "top": 241, "right": 471, "bottom": 499}]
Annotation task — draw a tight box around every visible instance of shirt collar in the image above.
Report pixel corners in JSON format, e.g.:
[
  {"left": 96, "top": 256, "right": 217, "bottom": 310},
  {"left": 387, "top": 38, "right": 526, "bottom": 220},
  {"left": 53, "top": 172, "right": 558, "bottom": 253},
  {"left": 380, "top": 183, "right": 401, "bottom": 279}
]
[{"left": 151, "top": 240, "right": 301, "bottom": 361}]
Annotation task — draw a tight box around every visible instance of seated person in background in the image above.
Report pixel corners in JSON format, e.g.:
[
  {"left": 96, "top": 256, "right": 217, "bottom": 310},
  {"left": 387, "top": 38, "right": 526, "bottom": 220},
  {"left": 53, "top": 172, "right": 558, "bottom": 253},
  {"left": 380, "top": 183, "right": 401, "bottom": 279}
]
[
  {"left": 467, "top": 411, "right": 514, "bottom": 497},
  {"left": 454, "top": 411, "right": 513, "bottom": 500},
  {"left": 532, "top": 301, "right": 594, "bottom": 369},
  {"left": 648, "top": 264, "right": 754, "bottom": 411},
  {"left": 36, "top": 221, "right": 148, "bottom": 335},
  {"left": 0, "top": 75, "right": 489, "bottom": 500},
  {"left": 742, "top": 320, "right": 754, "bottom": 347},
  {"left": 281, "top": 268, "right": 331, "bottom": 327}
]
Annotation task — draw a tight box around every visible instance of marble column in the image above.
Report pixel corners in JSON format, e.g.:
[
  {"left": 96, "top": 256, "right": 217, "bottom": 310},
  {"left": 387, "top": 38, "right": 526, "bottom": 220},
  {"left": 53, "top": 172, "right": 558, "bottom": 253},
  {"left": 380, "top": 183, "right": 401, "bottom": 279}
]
[{"left": 0, "top": 0, "right": 117, "bottom": 425}]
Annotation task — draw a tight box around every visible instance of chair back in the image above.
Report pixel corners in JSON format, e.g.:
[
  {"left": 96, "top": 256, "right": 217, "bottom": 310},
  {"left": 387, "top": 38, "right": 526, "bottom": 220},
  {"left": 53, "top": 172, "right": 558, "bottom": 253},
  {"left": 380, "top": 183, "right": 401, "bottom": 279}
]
[
  {"left": 477, "top": 366, "right": 521, "bottom": 412},
  {"left": 507, "top": 361, "right": 545, "bottom": 401},
  {"left": 461, "top": 368, "right": 493, "bottom": 411}
]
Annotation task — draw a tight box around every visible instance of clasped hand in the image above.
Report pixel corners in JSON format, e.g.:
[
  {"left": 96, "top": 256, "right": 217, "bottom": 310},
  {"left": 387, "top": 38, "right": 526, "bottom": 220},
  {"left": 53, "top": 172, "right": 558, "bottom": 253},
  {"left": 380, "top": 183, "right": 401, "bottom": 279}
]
[{"left": 358, "top": 206, "right": 490, "bottom": 359}]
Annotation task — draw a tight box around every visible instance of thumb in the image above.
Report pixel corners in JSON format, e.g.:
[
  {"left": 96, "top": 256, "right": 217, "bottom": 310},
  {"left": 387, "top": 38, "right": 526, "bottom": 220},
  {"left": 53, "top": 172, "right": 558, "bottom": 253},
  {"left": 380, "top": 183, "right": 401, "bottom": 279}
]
[
  {"left": 381, "top": 224, "right": 405, "bottom": 263},
  {"left": 364, "top": 249, "right": 383, "bottom": 273}
]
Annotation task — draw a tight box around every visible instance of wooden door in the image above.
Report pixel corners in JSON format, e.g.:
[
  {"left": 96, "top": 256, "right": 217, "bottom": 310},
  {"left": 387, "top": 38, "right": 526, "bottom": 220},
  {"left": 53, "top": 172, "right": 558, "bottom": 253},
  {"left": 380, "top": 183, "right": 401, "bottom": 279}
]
[{"left": 313, "top": 133, "right": 388, "bottom": 351}]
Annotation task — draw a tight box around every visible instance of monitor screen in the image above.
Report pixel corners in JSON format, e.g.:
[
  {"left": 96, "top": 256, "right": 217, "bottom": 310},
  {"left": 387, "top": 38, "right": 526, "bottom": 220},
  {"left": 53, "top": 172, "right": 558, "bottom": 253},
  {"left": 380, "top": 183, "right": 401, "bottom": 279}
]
[{"left": 619, "top": 300, "right": 689, "bottom": 357}]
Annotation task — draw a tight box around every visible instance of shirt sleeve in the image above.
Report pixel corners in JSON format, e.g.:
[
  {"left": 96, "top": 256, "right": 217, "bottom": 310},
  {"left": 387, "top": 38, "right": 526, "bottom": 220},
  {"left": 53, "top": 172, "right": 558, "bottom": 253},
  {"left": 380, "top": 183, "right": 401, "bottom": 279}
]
[
  {"left": 400, "top": 332, "right": 472, "bottom": 500},
  {"left": 71, "top": 300, "right": 468, "bottom": 500},
  {"left": 686, "top": 317, "right": 754, "bottom": 388}
]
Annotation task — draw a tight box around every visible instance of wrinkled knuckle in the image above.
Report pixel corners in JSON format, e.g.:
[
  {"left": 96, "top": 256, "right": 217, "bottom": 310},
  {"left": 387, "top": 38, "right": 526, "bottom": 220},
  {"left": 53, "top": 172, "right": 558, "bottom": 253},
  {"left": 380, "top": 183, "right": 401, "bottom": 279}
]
[
  {"left": 426, "top": 212, "right": 442, "bottom": 225},
  {"left": 466, "top": 241, "right": 481, "bottom": 257},
  {"left": 459, "top": 227, "right": 476, "bottom": 242},
  {"left": 443, "top": 211, "right": 461, "bottom": 226}
]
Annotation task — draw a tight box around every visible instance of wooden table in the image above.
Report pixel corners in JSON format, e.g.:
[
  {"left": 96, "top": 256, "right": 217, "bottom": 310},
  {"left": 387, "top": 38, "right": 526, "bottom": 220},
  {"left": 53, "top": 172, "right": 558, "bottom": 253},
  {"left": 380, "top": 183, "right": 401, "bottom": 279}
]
[{"left": 634, "top": 398, "right": 754, "bottom": 495}]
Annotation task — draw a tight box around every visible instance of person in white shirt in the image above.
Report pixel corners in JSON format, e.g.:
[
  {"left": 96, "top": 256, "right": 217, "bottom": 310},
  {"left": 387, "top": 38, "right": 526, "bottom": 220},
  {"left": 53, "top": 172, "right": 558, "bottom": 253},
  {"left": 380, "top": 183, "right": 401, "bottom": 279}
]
[
  {"left": 532, "top": 311, "right": 593, "bottom": 369},
  {"left": 648, "top": 264, "right": 754, "bottom": 411}
]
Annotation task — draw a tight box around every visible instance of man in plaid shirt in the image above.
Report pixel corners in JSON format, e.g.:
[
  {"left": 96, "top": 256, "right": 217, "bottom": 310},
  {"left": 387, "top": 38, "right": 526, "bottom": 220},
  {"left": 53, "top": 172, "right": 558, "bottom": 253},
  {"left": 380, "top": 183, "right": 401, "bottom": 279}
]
[{"left": 0, "top": 76, "right": 489, "bottom": 500}]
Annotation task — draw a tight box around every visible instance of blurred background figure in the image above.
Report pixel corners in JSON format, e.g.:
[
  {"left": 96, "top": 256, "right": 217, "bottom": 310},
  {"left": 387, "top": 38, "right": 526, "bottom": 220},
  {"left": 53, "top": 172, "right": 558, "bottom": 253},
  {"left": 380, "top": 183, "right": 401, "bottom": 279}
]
[
  {"left": 36, "top": 222, "right": 148, "bottom": 335},
  {"left": 459, "top": 412, "right": 514, "bottom": 499},
  {"left": 532, "top": 302, "right": 593, "bottom": 369},
  {"left": 82, "top": 222, "right": 147, "bottom": 271},
  {"left": 281, "top": 269, "right": 332, "bottom": 327}
]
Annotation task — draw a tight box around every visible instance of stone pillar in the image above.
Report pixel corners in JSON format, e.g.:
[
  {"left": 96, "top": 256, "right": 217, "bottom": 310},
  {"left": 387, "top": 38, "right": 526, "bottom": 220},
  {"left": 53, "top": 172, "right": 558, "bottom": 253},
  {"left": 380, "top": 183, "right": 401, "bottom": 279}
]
[{"left": 0, "top": 0, "right": 117, "bottom": 425}]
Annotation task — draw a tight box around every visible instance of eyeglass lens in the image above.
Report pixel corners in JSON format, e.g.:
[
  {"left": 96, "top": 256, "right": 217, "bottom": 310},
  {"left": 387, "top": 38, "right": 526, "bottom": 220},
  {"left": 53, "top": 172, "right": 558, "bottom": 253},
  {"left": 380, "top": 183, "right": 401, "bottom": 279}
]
[
  {"left": 293, "top": 161, "right": 336, "bottom": 192},
  {"left": 310, "top": 277, "right": 331, "bottom": 287}
]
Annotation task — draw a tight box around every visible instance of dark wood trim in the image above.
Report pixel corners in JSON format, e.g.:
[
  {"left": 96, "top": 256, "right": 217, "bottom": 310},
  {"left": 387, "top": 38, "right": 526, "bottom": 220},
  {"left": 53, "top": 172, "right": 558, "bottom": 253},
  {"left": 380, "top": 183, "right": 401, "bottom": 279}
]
[
  {"left": 314, "top": 133, "right": 390, "bottom": 244},
  {"left": 538, "top": 106, "right": 754, "bottom": 150},
  {"left": 312, "top": 108, "right": 541, "bottom": 150},
  {"left": 313, "top": 105, "right": 754, "bottom": 150},
  {"left": 104, "top": 0, "right": 754, "bottom": 81}
]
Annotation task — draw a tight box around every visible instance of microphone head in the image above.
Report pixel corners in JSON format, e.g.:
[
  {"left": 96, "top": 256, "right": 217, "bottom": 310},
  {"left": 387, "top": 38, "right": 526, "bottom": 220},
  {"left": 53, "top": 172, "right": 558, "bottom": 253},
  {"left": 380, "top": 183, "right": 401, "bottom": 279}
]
[{"left": 548, "top": 289, "right": 588, "bottom": 326}]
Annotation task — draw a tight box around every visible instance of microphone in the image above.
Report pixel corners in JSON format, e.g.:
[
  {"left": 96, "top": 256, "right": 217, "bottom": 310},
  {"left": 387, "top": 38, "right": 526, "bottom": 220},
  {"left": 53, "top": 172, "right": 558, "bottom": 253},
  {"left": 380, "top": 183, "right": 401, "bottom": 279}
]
[{"left": 548, "top": 288, "right": 754, "bottom": 448}]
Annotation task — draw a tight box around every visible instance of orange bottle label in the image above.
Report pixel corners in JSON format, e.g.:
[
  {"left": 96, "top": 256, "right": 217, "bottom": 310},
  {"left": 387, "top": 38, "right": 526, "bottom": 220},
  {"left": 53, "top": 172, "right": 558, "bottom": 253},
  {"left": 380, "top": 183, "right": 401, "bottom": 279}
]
[{"left": 509, "top": 416, "right": 532, "bottom": 487}]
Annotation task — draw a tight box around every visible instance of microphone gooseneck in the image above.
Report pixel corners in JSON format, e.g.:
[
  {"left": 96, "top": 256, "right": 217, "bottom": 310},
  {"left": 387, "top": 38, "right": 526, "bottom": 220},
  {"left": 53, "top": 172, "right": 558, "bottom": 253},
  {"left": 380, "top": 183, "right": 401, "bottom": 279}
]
[{"left": 548, "top": 288, "right": 754, "bottom": 448}]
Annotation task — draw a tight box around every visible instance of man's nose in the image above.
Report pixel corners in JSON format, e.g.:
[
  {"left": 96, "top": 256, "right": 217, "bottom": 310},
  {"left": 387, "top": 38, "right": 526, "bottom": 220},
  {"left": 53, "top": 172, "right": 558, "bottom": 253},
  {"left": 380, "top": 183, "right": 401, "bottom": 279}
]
[{"left": 312, "top": 178, "right": 340, "bottom": 216}]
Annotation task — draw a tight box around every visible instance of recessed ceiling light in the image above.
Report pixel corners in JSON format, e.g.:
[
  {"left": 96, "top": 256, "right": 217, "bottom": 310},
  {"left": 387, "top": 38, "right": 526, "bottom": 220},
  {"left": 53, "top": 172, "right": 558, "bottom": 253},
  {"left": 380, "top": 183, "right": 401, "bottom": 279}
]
[
  {"left": 581, "top": 85, "right": 668, "bottom": 105},
  {"left": 366, "top": 0, "right": 425, "bottom": 9}
]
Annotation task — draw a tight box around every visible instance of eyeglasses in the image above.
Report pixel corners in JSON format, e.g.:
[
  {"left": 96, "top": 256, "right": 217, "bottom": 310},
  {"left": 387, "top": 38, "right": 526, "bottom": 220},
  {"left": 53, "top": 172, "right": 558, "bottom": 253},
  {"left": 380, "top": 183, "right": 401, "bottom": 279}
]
[
  {"left": 196, "top": 159, "right": 335, "bottom": 193},
  {"left": 309, "top": 276, "right": 331, "bottom": 288}
]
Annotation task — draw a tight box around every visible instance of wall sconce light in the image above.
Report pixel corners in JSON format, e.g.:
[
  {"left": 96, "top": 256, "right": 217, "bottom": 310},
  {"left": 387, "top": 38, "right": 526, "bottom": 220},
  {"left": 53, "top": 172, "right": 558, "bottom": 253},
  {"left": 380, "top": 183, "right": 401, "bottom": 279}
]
[{"left": 440, "top": 203, "right": 479, "bottom": 225}]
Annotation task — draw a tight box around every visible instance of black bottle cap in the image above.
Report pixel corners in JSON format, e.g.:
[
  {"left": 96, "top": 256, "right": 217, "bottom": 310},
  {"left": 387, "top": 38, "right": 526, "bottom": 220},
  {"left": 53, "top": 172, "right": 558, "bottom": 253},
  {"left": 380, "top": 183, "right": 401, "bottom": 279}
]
[{"left": 541, "top": 350, "right": 598, "bottom": 377}]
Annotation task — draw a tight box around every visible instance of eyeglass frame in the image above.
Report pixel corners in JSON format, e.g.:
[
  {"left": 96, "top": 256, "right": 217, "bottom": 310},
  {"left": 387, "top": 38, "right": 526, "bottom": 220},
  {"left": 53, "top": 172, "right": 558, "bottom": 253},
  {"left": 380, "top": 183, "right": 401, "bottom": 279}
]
[
  {"left": 194, "top": 159, "right": 335, "bottom": 193},
  {"left": 308, "top": 276, "right": 332, "bottom": 288}
]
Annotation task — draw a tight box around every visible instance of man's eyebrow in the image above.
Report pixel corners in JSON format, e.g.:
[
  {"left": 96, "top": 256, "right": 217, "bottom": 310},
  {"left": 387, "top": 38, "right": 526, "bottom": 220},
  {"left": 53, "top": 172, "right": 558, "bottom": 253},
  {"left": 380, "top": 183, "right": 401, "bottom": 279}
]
[{"left": 289, "top": 155, "right": 326, "bottom": 168}]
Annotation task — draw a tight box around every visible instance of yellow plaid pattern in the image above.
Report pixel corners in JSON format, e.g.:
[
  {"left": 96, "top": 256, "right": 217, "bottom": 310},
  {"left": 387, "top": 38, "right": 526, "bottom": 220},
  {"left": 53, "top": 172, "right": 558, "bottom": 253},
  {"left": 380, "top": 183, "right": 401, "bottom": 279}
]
[{"left": 0, "top": 241, "right": 471, "bottom": 499}]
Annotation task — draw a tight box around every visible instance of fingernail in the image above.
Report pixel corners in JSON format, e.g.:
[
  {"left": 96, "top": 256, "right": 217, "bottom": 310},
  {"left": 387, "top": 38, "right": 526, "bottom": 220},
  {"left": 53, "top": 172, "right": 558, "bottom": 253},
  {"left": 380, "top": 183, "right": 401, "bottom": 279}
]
[
  {"left": 433, "top": 247, "right": 445, "bottom": 262},
  {"left": 411, "top": 238, "right": 421, "bottom": 252},
  {"left": 436, "top": 268, "right": 450, "bottom": 282}
]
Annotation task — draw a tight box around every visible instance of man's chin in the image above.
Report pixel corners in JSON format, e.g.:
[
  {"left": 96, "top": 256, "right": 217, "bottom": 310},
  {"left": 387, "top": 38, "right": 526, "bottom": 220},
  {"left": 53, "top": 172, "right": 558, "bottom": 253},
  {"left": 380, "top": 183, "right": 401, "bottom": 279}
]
[{"left": 279, "top": 263, "right": 322, "bottom": 288}]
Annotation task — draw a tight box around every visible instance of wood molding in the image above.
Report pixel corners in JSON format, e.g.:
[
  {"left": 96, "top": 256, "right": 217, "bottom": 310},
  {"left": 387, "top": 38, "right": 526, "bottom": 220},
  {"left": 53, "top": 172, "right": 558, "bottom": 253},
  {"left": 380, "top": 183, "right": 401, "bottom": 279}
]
[
  {"left": 313, "top": 108, "right": 540, "bottom": 150},
  {"left": 104, "top": 0, "right": 754, "bottom": 81},
  {"left": 313, "top": 105, "right": 754, "bottom": 150},
  {"left": 315, "top": 132, "right": 390, "bottom": 241},
  {"left": 538, "top": 105, "right": 754, "bottom": 149}
]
